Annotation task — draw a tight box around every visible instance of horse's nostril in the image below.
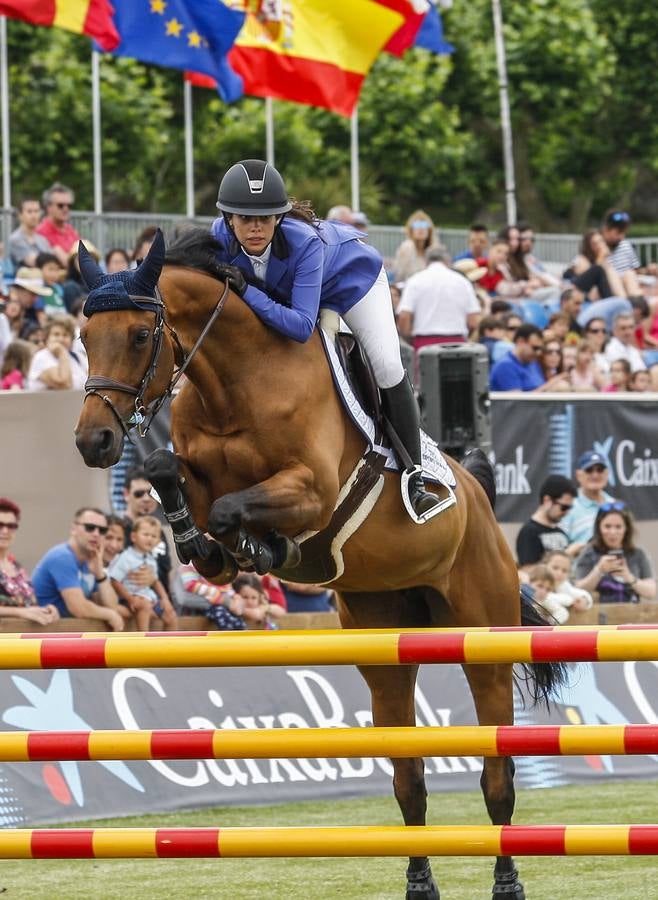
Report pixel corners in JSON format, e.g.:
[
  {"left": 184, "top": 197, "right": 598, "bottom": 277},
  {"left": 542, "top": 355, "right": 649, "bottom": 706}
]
[{"left": 99, "top": 428, "right": 114, "bottom": 453}]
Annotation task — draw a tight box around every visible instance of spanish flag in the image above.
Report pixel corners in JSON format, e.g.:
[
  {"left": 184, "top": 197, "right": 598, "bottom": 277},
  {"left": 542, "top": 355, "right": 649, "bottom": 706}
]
[
  {"left": 0, "top": 0, "right": 120, "bottom": 51},
  {"left": 226, "top": 0, "right": 417, "bottom": 116}
]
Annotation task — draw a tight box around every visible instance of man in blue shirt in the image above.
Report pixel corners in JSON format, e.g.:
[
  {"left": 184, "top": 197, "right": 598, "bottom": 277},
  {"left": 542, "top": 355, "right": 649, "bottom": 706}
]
[
  {"left": 560, "top": 451, "right": 616, "bottom": 551},
  {"left": 489, "top": 323, "right": 546, "bottom": 391},
  {"left": 32, "top": 507, "right": 124, "bottom": 629}
]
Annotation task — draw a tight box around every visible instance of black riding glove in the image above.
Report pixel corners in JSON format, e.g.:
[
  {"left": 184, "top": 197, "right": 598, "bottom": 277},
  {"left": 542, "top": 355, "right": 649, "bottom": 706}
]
[{"left": 223, "top": 265, "right": 247, "bottom": 298}]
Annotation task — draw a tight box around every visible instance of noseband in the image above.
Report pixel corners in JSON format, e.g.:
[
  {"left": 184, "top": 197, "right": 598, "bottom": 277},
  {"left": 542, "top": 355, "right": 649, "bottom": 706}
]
[{"left": 84, "top": 281, "right": 230, "bottom": 441}]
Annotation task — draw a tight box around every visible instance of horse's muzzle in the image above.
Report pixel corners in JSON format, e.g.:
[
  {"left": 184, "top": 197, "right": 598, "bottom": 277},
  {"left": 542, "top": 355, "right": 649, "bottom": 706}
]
[{"left": 75, "top": 426, "right": 123, "bottom": 469}]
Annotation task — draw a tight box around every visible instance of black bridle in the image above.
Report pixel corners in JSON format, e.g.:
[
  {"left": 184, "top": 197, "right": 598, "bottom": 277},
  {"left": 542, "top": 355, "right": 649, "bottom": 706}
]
[{"left": 83, "top": 280, "right": 230, "bottom": 442}]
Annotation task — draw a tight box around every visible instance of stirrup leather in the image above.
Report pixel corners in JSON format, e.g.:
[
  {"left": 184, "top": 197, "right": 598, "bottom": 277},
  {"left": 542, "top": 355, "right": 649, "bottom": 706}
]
[{"left": 401, "top": 465, "right": 456, "bottom": 525}]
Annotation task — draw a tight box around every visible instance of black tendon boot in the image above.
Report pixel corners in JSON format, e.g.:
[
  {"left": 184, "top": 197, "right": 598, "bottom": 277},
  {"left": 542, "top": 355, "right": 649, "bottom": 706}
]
[{"left": 381, "top": 375, "right": 441, "bottom": 521}]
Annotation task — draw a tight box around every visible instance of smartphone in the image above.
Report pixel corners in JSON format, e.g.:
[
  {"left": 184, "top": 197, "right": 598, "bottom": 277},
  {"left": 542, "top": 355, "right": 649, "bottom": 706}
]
[{"left": 609, "top": 549, "right": 624, "bottom": 557}]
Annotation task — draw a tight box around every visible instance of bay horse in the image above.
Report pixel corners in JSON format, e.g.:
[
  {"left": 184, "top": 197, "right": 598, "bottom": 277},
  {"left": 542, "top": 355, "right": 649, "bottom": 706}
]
[{"left": 74, "top": 229, "right": 562, "bottom": 900}]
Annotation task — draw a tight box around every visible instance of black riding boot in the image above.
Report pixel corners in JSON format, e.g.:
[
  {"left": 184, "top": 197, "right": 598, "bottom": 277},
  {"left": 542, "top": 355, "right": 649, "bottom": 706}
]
[{"left": 381, "top": 375, "right": 440, "bottom": 520}]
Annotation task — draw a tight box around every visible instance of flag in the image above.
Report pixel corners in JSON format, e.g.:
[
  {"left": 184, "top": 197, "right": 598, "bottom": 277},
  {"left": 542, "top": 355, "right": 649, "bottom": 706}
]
[
  {"left": 384, "top": 0, "right": 426, "bottom": 57},
  {"left": 415, "top": 1, "right": 453, "bottom": 54},
  {"left": 106, "top": 0, "right": 245, "bottom": 102},
  {"left": 224, "top": 0, "right": 416, "bottom": 117},
  {"left": 0, "top": 0, "right": 120, "bottom": 51}
]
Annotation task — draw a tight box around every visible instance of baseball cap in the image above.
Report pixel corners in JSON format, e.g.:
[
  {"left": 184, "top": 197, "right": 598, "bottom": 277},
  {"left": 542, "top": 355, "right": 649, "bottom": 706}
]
[
  {"left": 576, "top": 450, "right": 608, "bottom": 471},
  {"left": 604, "top": 210, "right": 631, "bottom": 228}
]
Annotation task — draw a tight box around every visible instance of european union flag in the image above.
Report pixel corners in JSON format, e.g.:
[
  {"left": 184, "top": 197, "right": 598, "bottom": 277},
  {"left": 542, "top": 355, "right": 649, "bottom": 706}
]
[
  {"left": 105, "top": 0, "right": 245, "bottom": 101},
  {"left": 415, "top": 2, "right": 453, "bottom": 55}
]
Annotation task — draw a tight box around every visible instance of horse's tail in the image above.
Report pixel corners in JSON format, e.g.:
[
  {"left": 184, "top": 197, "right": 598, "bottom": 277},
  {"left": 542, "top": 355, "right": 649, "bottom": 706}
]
[
  {"left": 461, "top": 448, "right": 496, "bottom": 510},
  {"left": 516, "top": 583, "right": 570, "bottom": 707}
]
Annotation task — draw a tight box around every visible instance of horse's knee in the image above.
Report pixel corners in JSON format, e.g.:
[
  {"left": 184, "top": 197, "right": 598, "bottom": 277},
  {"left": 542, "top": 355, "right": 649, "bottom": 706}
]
[{"left": 208, "top": 493, "right": 243, "bottom": 536}]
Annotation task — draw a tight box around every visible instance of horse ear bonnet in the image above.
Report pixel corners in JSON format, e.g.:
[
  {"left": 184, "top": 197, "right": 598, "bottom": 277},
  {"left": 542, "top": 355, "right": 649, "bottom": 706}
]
[{"left": 81, "top": 229, "right": 166, "bottom": 316}]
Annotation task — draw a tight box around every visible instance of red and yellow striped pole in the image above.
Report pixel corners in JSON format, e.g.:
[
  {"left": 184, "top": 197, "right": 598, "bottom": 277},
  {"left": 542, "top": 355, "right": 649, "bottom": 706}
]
[
  {"left": 1, "top": 724, "right": 657, "bottom": 761},
  {"left": 1, "top": 825, "right": 657, "bottom": 859},
  {"left": 0, "top": 625, "right": 657, "bottom": 669}
]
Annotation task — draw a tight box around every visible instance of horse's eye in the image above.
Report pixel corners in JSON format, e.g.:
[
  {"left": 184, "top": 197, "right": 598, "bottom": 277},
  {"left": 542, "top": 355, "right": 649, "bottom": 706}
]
[{"left": 135, "top": 329, "right": 150, "bottom": 346}]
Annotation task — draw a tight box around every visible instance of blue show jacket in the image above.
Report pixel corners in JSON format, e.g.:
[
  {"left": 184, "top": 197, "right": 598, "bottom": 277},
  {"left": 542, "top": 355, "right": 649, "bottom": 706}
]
[{"left": 211, "top": 215, "right": 383, "bottom": 342}]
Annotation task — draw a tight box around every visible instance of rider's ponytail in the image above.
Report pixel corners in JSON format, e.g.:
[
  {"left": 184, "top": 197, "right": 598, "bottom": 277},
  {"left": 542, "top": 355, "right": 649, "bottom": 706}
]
[{"left": 285, "top": 198, "right": 318, "bottom": 227}]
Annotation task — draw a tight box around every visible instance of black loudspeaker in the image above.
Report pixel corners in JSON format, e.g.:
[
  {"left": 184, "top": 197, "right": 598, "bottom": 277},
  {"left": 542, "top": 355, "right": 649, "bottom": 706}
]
[{"left": 418, "top": 342, "right": 491, "bottom": 459}]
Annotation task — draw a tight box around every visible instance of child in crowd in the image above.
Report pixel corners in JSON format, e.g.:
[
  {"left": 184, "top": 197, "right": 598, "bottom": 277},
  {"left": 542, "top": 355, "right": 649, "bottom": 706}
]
[
  {"left": 108, "top": 514, "right": 177, "bottom": 631},
  {"left": 630, "top": 369, "right": 651, "bottom": 392},
  {"left": 0, "top": 339, "right": 33, "bottom": 390},
  {"left": 35, "top": 252, "right": 66, "bottom": 316},
  {"left": 102, "top": 515, "right": 127, "bottom": 570},
  {"left": 527, "top": 563, "right": 585, "bottom": 624},
  {"left": 544, "top": 550, "right": 593, "bottom": 614},
  {"left": 205, "top": 573, "right": 284, "bottom": 631},
  {"left": 602, "top": 358, "right": 632, "bottom": 393}
]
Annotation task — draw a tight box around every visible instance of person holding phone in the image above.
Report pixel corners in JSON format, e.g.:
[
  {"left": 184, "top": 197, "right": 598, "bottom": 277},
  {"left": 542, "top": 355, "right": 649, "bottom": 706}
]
[{"left": 574, "top": 502, "right": 656, "bottom": 603}]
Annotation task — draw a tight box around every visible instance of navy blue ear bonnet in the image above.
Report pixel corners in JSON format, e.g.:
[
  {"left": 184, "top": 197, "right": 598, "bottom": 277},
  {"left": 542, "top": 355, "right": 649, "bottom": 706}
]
[{"left": 79, "top": 229, "right": 166, "bottom": 316}]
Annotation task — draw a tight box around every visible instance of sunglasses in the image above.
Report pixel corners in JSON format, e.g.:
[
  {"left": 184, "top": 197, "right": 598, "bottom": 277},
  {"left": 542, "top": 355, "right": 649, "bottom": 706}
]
[
  {"left": 0, "top": 521, "right": 18, "bottom": 531},
  {"left": 131, "top": 489, "right": 150, "bottom": 499},
  {"left": 609, "top": 212, "right": 630, "bottom": 224},
  {"left": 529, "top": 344, "right": 543, "bottom": 354},
  {"left": 543, "top": 347, "right": 561, "bottom": 354},
  {"left": 599, "top": 501, "right": 626, "bottom": 513},
  {"left": 76, "top": 522, "right": 109, "bottom": 535},
  {"left": 585, "top": 465, "right": 607, "bottom": 474},
  {"left": 54, "top": 202, "right": 71, "bottom": 209},
  {"left": 586, "top": 327, "right": 606, "bottom": 334},
  {"left": 554, "top": 501, "right": 573, "bottom": 513}
]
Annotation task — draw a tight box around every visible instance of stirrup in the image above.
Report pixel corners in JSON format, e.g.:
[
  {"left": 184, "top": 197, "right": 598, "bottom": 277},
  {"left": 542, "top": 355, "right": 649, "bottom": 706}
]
[{"left": 401, "top": 465, "right": 456, "bottom": 525}]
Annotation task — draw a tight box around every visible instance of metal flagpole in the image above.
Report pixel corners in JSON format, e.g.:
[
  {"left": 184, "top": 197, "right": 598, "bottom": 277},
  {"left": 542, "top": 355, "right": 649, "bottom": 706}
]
[
  {"left": 265, "top": 97, "right": 274, "bottom": 166},
  {"left": 350, "top": 105, "right": 360, "bottom": 213},
  {"left": 491, "top": 0, "right": 516, "bottom": 225},
  {"left": 0, "top": 15, "right": 12, "bottom": 247},
  {"left": 91, "top": 50, "right": 104, "bottom": 248},
  {"left": 184, "top": 77, "right": 195, "bottom": 217}
]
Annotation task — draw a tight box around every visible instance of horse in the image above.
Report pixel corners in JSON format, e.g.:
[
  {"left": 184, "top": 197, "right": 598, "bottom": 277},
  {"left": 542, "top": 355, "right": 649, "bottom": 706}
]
[{"left": 74, "top": 229, "right": 563, "bottom": 900}]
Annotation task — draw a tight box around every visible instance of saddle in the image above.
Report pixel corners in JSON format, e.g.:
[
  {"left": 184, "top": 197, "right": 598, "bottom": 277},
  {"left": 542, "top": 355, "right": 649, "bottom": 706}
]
[{"left": 334, "top": 332, "right": 382, "bottom": 426}]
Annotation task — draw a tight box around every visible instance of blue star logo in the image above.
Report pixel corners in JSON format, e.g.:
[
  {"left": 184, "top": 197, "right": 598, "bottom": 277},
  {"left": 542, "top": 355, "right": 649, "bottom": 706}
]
[{"left": 3, "top": 670, "right": 144, "bottom": 806}]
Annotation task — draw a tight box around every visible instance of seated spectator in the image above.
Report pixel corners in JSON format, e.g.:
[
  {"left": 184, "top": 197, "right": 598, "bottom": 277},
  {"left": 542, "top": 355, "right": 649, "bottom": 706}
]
[
  {"left": 1, "top": 295, "right": 24, "bottom": 341},
  {"left": 527, "top": 564, "right": 580, "bottom": 624},
  {"left": 35, "top": 251, "right": 66, "bottom": 316},
  {"left": 544, "top": 549, "right": 593, "bottom": 614},
  {"left": 36, "top": 182, "right": 81, "bottom": 267},
  {"left": 630, "top": 369, "right": 651, "bottom": 392},
  {"left": 477, "top": 315, "right": 505, "bottom": 363},
  {"left": 1, "top": 339, "right": 34, "bottom": 390},
  {"left": 539, "top": 339, "right": 570, "bottom": 391},
  {"left": 121, "top": 467, "right": 172, "bottom": 589},
  {"left": 24, "top": 323, "right": 45, "bottom": 350},
  {"left": 581, "top": 317, "right": 610, "bottom": 377},
  {"left": 602, "top": 358, "right": 632, "bottom": 393},
  {"left": 453, "top": 223, "right": 490, "bottom": 262},
  {"left": 9, "top": 268, "right": 49, "bottom": 334},
  {"left": 601, "top": 209, "right": 642, "bottom": 297},
  {"left": 396, "top": 246, "right": 481, "bottom": 352},
  {"left": 32, "top": 507, "right": 124, "bottom": 629},
  {"left": 206, "top": 574, "right": 284, "bottom": 631},
  {"left": 102, "top": 515, "right": 127, "bottom": 570},
  {"left": 574, "top": 503, "right": 656, "bottom": 603},
  {"left": 495, "top": 226, "right": 556, "bottom": 301},
  {"left": 558, "top": 288, "right": 584, "bottom": 338},
  {"left": 490, "top": 323, "right": 570, "bottom": 392},
  {"left": 516, "top": 474, "right": 577, "bottom": 570},
  {"left": 326, "top": 205, "right": 353, "bottom": 225},
  {"left": 281, "top": 580, "right": 335, "bottom": 613},
  {"left": 566, "top": 229, "right": 626, "bottom": 300},
  {"left": 8, "top": 197, "right": 53, "bottom": 268},
  {"left": 544, "top": 312, "right": 570, "bottom": 344},
  {"left": 569, "top": 342, "right": 605, "bottom": 392},
  {"left": 392, "top": 210, "right": 439, "bottom": 282},
  {"left": 605, "top": 312, "right": 646, "bottom": 374},
  {"left": 491, "top": 311, "right": 524, "bottom": 363},
  {"left": 0, "top": 498, "right": 59, "bottom": 625},
  {"left": 475, "top": 239, "right": 509, "bottom": 296},
  {"left": 105, "top": 247, "right": 131, "bottom": 274},
  {"left": 108, "top": 515, "right": 177, "bottom": 632},
  {"left": 131, "top": 225, "right": 158, "bottom": 266},
  {"left": 26, "top": 312, "right": 87, "bottom": 391},
  {"left": 560, "top": 451, "right": 616, "bottom": 550}
]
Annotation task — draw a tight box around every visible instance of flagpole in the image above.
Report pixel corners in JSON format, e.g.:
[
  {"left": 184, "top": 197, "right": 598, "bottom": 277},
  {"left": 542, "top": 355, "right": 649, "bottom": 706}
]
[
  {"left": 91, "top": 50, "right": 104, "bottom": 248},
  {"left": 350, "top": 105, "right": 360, "bottom": 213},
  {"left": 184, "top": 77, "right": 195, "bottom": 217},
  {"left": 265, "top": 97, "right": 274, "bottom": 166},
  {"left": 0, "top": 15, "right": 11, "bottom": 242},
  {"left": 491, "top": 0, "right": 516, "bottom": 225}
]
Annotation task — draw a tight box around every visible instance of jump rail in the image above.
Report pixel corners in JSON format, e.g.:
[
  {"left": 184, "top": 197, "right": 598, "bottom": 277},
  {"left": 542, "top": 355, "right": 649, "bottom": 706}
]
[
  {"left": 1, "top": 625, "right": 657, "bottom": 669},
  {"left": 2, "top": 724, "right": 658, "bottom": 761},
  {"left": 2, "top": 825, "right": 658, "bottom": 858}
]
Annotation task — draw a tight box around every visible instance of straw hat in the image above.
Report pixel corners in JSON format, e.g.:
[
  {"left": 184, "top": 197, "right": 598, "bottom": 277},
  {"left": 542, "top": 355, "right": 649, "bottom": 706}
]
[{"left": 11, "top": 267, "right": 51, "bottom": 296}]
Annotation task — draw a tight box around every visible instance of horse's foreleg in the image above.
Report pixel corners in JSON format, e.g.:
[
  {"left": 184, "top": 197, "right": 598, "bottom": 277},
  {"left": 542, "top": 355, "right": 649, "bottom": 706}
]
[
  {"left": 144, "top": 449, "right": 237, "bottom": 582},
  {"left": 463, "top": 663, "right": 525, "bottom": 900},
  {"left": 207, "top": 464, "right": 325, "bottom": 575},
  {"left": 357, "top": 662, "right": 439, "bottom": 900}
]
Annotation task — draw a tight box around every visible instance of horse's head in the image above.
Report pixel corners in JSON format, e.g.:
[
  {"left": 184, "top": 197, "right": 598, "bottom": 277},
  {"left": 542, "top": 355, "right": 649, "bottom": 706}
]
[{"left": 74, "top": 230, "right": 177, "bottom": 468}]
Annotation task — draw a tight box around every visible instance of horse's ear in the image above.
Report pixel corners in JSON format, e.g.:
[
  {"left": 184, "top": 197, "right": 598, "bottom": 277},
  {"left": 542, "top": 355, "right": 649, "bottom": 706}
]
[
  {"left": 132, "top": 228, "right": 166, "bottom": 295},
  {"left": 78, "top": 241, "right": 104, "bottom": 289}
]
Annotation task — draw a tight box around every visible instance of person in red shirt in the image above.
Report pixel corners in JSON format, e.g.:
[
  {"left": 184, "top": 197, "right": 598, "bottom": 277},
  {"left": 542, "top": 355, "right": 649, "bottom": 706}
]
[
  {"left": 36, "top": 183, "right": 81, "bottom": 267},
  {"left": 476, "top": 239, "right": 508, "bottom": 294}
]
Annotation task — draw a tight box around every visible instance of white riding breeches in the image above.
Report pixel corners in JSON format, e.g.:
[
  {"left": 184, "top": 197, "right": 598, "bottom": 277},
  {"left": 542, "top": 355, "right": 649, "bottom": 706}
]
[{"left": 341, "top": 267, "right": 405, "bottom": 389}]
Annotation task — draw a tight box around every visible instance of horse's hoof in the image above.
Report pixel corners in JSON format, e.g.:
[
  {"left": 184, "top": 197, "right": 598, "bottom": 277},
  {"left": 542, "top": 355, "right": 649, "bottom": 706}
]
[
  {"left": 492, "top": 867, "right": 525, "bottom": 898},
  {"left": 192, "top": 542, "right": 238, "bottom": 583},
  {"left": 268, "top": 531, "right": 301, "bottom": 569},
  {"left": 234, "top": 529, "right": 274, "bottom": 575},
  {"left": 406, "top": 862, "right": 439, "bottom": 899}
]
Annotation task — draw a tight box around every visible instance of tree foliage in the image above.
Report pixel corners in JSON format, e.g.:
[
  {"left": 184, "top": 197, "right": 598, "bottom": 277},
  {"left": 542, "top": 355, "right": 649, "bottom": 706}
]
[{"left": 1, "top": 3, "right": 656, "bottom": 229}]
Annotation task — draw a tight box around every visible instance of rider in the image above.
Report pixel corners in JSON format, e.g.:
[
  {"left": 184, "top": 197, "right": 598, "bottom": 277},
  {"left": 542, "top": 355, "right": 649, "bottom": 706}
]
[{"left": 211, "top": 159, "right": 440, "bottom": 522}]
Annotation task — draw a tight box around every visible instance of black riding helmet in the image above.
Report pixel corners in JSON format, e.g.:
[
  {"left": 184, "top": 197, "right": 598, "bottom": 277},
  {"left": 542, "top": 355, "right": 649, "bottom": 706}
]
[{"left": 217, "top": 159, "right": 292, "bottom": 216}]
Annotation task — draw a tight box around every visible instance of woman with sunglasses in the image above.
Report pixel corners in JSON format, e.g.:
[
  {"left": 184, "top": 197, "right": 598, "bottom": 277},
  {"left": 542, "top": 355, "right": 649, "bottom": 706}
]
[
  {"left": 539, "top": 341, "right": 571, "bottom": 391},
  {"left": 392, "top": 209, "right": 440, "bottom": 282},
  {"left": 0, "top": 498, "right": 59, "bottom": 625},
  {"left": 574, "top": 502, "right": 656, "bottom": 603},
  {"left": 582, "top": 316, "right": 610, "bottom": 375}
]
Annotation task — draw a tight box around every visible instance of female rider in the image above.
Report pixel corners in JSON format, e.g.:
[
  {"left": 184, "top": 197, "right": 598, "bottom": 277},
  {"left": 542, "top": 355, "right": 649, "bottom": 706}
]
[{"left": 211, "top": 159, "right": 439, "bottom": 522}]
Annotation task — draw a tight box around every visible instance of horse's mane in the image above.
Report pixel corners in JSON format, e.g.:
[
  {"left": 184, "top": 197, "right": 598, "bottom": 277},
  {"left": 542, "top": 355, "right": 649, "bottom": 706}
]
[{"left": 164, "top": 227, "right": 230, "bottom": 282}]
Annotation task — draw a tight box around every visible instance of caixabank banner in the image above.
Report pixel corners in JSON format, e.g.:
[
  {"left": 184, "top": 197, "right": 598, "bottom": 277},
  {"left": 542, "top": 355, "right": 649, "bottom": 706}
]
[{"left": 1, "top": 661, "right": 657, "bottom": 827}]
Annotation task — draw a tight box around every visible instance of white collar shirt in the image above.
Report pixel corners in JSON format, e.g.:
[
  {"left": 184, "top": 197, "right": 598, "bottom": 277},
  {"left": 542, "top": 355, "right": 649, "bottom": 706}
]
[
  {"left": 243, "top": 244, "right": 272, "bottom": 281},
  {"left": 396, "top": 262, "right": 480, "bottom": 336}
]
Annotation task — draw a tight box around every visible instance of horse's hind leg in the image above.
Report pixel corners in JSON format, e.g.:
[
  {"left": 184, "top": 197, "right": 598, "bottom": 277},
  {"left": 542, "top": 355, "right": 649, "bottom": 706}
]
[
  {"left": 463, "top": 662, "right": 525, "bottom": 900},
  {"left": 144, "top": 449, "right": 237, "bottom": 582}
]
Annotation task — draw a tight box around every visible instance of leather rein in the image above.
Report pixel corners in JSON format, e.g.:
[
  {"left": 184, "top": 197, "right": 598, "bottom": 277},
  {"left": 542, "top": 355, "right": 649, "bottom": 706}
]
[{"left": 83, "top": 280, "right": 230, "bottom": 442}]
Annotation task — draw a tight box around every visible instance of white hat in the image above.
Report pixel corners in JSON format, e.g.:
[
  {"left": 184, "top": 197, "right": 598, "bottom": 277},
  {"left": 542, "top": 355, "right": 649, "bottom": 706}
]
[{"left": 11, "top": 267, "right": 51, "bottom": 296}]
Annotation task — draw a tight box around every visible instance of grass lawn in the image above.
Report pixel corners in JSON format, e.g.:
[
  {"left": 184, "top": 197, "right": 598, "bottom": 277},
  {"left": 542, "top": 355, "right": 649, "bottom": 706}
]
[{"left": 1, "top": 781, "right": 657, "bottom": 899}]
